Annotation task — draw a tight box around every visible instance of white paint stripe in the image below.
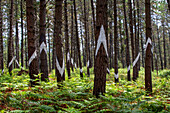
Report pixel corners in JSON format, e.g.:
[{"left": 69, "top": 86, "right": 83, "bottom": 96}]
[
  {"left": 115, "top": 73, "right": 119, "bottom": 79},
  {"left": 80, "top": 68, "right": 83, "bottom": 73},
  {"left": 95, "top": 25, "right": 108, "bottom": 57},
  {"left": 107, "top": 68, "right": 110, "bottom": 74},
  {"left": 87, "top": 60, "right": 89, "bottom": 67},
  {"left": 67, "top": 53, "right": 69, "bottom": 61},
  {"left": 145, "top": 37, "right": 152, "bottom": 51},
  {"left": 56, "top": 56, "right": 65, "bottom": 77},
  {"left": 8, "top": 56, "right": 16, "bottom": 67},
  {"left": 127, "top": 65, "right": 130, "bottom": 72},
  {"left": 75, "top": 63, "right": 77, "bottom": 69},
  {"left": 40, "top": 42, "right": 47, "bottom": 54},
  {"left": 29, "top": 51, "right": 37, "bottom": 66},
  {"left": 71, "top": 58, "right": 73, "bottom": 65},
  {"left": 15, "top": 59, "right": 20, "bottom": 67},
  {"left": 133, "top": 53, "right": 140, "bottom": 67}
]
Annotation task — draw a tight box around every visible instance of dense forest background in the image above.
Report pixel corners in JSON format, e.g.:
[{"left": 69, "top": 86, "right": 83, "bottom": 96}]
[{"left": 0, "top": 0, "right": 169, "bottom": 112}]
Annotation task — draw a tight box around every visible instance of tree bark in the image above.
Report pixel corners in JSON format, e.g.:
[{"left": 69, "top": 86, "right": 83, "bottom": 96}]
[
  {"left": 55, "top": 0, "right": 65, "bottom": 83},
  {"left": 162, "top": 21, "right": 167, "bottom": 69},
  {"left": 114, "top": 0, "right": 119, "bottom": 83},
  {"left": 0, "top": 0, "right": 3, "bottom": 70},
  {"left": 145, "top": 0, "right": 152, "bottom": 93},
  {"left": 8, "top": 0, "right": 14, "bottom": 74},
  {"left": 73, "top": 0, "right": 83, "bottom": 78},
  {"left": 47, "top": 24, "right": 51, "bottom": 72},
  {"left": 15, "top": 0, "right": 19, "bottom": 68},
  {"left": 157, "top": 26, "right": 163, "bottom": 70},
  {"left": 26, "top": 0, "right": 39, "bottom": 86},
  {"left": 129, "top": 0, "right": 135, "bottom": 81},
  {"left": 64, "top": 0, "right": 71, "bottom": 79},
  {"left": 93, "top": 0, "right": 108, "bottom": 97},
  {"left": 39, "top": 0, "right": 49, "bottom": 81},
  {"left": 123, "top": 0, "right": 131, "bottom": 81},
  {"left": 84, "top": 0, "right": 90, "bottom": 76},
  {"left": 21, "top": 0, "right": 24, "bottom": 67}
]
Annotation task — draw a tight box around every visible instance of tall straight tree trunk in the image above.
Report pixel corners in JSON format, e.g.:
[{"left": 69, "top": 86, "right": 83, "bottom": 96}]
[
  {"left": 21, "top": 0, "right": 24, "bottom": 67},
  {"left": 129, "top": 0, "right": 135, "bottom": 81},
  {"left": 64, "top": 0, "right": 70, "bottom": 79},
  {"left": 109, "top": 19, "right": 113, "bottom": 69},
  {"left": 0, "top": 0, "right": 3, "bottom": 71},
  {"left": 145, "top": 0, "right": 152, "bottom": 93},
  {"left": 15, "top": 0, "right": 19, "bottom": 68},
  {"left": 55, "top": 0, "right": 65, "bottom": 83},
  {"left": 162, "top": 21, "right": 167, "bottom": 68},
  {"left": 39, "top": 0, "right": 48, "bottom": 81},
  {"left": 93, "top": 0, "right": 108, "bottom": 98},
  {"left": 73, "top": 0, "right": 83, "bottom": 78},
  {"left": 47, "top": 19, "right": 51, "bottom": 72},
  {"left": 114, "top": 0, "right": 119, "bottom": 83},
  {"left": 26, "top": 0, "right": 39, "bottom": 86},
  {"left": 84, "top": 0, "right": 90, "bottom": 76},
  {"left": 133, "top": 0, "right": 138, "bottom": 80},
  {"left": 8, "top": 0, "right": 14, "bottom": 74},
  {"left": 70, "top": 1, "right": 74, "bottom": 71},
  {"left": 91, "top": 0, "right": 96, "bottom": 62},
  {"left": 123, "top": 0, "right": 131, "bottom": 81},
  {"left": 25, "top": 25, "right": 28, "bottom": 68},
  {"left": 157, "top": 26, "right": 163, "bottom": 70},
  {"left": 136, "top": 0, "right": 140, "bottom": 78},
  {"left": 119, "top": 16, "right": 125, "bottom": 68}
]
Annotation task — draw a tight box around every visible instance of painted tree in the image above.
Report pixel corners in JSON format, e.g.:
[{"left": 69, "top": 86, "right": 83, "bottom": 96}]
[
  {"left": 26, "top": 0, "right": 39, "bottom": 86},
  {"left": 64, "top": 0, "right": 71, "bottom": 79},
  {"left": 114, "top": 0, "right": 119, "bottom": 83},
  {"left": 145, "top": 0, "right": 152, "bottom": 93},
  {"left": 93, "top": 0, "right": 108, "bottom": 97},
  {"left": 73, "top": 0, "right": 83, "bottom": 77},
  {"left": 55, "top": 0, "right": 65, "bottom": 82},
  {"left": 0, "top": 0, "right": 3, "bottom": 71},
  {"left": 8, "top": 0, "right": 14, "bottom": 74},
  {"left": 123, "top": 0, "right": 131, "bottom": 81},
  {"left": 39, "top": 0, "right": 49, "bottom": 81}
]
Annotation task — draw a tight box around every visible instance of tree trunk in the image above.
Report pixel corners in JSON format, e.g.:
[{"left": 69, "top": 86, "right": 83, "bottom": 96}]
[
  {"left": 145, "top": 0, "right": 152, "bottom": 93},
  {"left": 0, "top": 0, "right": 3, "bottom": 71},
  {"left": 47, "top": 25, "right": 51, "bottom": 72},
  {"left": 8, "top": 0, "right": 14, "bottom": 74},
  {"left": 93, "top": 0, "right": 108, "bottom": 98},
  {"left": 26, "top": 0, "right": 39, "bottom": 86},
  {"left": 70, "top": 0, "right": 74, "bottom": 71},
  {"left": 55, "top": 0, "right": 65, "bottom": 83},
  {"left": 162, "top": 21, "right": 167, "bottom": 69},
  {"left": 84, "top": 0, "right": 90, "bottom": 76},
  {"left": 129, "top": 0, "right": 135, "bottom": 81},
  {"left": 123, "top": 0, "right": 131, "bottom": 81},
  {"left": 39, "top": 0, "right": 49, "bottom": 81},
  {"left": 21, "top": 0, "right": 24, "bottom": 68},
  {"left": 15, "top": 0, "right": 19, "bottom": 68},
  {"left": 25, "top": 25, "right": 28, "bottom": 68},
  {"left": 157, "top": 26, "right": 163, "bottom": 70},
  {"left": 64, "top": 0, "right": 71, "bottom": 79},
  {"left": 73, "top": 0, "right": 83, "bottom": 78},
  {"left": 114, "top": 0, "right": 119, "bottom": 83}
]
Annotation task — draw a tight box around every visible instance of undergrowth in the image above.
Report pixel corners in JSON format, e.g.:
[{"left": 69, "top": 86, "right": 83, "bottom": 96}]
[{"left": 0, "top": 67, "right": 169, "bottom": 112}]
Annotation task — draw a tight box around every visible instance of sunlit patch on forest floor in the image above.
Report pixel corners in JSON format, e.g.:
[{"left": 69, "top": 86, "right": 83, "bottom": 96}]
[{"left": 0, "top": 67, "right": 169, "bottom": 112}]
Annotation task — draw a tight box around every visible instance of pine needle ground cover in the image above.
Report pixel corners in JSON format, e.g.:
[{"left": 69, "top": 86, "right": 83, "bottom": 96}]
[{"left": 0, "top": 68, "right": 169, "bottom": 113}]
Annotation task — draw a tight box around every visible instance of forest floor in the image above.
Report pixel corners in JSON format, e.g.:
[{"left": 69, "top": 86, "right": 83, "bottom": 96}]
[{"left": 0, "top": 67, "right": 169, "bottom": 113}]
